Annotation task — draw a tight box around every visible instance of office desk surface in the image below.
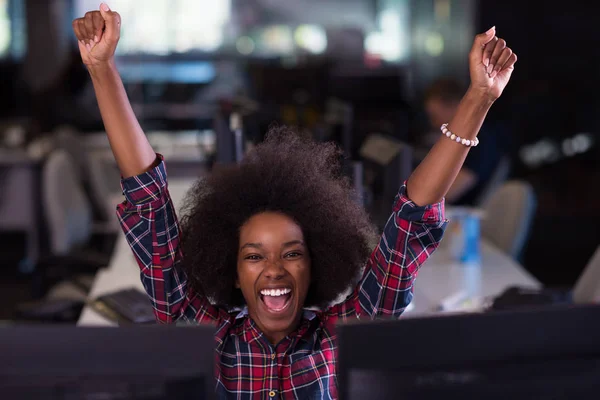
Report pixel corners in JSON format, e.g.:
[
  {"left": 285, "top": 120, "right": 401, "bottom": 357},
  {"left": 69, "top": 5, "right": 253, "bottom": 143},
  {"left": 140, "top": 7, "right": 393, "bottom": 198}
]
[
  {"left": 78, "top": 180, "right": 540, "bottom": 326},
  {"left": 78, "top": 178, "right": 196, "bottom": 327}
]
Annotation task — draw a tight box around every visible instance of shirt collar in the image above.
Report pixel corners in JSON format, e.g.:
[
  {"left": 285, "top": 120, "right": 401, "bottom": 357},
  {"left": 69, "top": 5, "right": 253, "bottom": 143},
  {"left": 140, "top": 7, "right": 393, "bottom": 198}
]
[{"left": 234, "top": 306, "right": 317, "bottom": 321}]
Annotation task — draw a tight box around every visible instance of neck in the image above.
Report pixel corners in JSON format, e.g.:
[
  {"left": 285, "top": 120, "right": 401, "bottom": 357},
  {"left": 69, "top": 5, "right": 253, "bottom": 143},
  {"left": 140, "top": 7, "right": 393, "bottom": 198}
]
[{"left": 259, "top": 312, "right": 303, "bottom": 345}]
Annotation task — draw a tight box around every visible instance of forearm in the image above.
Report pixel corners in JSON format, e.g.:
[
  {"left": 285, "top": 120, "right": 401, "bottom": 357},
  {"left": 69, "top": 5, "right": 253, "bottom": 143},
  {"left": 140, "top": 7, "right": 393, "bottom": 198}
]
[
  {"left": 407, "top": 88, "right": 494, "bottom": 206},
  {"left": 118, "top": 161, "right": 221, "bottom": 323},
  {"left": 354, "top": 184, "right": 446, "bottom": 318},
  {"left": 88, "top": 61, "right": 157, "bottom": 177}
]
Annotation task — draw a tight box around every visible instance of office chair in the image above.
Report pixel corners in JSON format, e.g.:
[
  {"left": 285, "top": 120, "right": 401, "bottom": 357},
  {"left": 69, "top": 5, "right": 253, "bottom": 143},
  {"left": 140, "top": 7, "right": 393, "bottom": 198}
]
[
  {"left": 16, "top": 150, "right": 111, "bottom": 322},
  {"left": 54, "top": 127, "right": 121, "bottom": 228},
  {"left": 474, "top": 156, "right": 511, "bottom": 206},
  {"left": 86, "top": 150, "right": 122, "bottom": 227},
  {"left": 480, "top": 180, "right": 537, "bottom": 261}
]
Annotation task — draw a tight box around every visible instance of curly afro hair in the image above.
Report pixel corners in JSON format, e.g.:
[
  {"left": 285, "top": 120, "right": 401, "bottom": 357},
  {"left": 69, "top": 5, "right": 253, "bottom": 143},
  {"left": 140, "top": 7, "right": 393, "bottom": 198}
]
[{"left": 179, "top": 126, "right": 376, "bottom": 309}]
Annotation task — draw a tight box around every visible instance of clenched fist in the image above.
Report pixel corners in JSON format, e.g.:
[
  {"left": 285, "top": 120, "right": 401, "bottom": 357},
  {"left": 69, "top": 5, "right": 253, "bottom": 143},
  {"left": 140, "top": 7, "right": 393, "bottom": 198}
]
[
  {"left": 72, "top": 3, "right": 121, "bottom": 68},
  {"left": 469, "top": 27, "right": 517, "bottom": 101}
]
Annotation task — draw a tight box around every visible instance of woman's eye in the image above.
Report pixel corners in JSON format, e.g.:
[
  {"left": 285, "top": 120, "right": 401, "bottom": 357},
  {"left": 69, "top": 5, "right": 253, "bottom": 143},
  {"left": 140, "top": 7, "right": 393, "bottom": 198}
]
[
  {"left": 245, "top": 254, "right": 262, "bottom": 261},
  {"left": 285, "top": 252, "right": 301, "bottom": 259}
]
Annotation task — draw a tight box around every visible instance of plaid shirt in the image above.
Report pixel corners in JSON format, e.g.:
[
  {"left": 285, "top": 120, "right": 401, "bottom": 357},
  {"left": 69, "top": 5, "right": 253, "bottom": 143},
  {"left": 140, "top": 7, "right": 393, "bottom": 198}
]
[{"left": 117, "top": 157, "right": 446, "bottom": 399}]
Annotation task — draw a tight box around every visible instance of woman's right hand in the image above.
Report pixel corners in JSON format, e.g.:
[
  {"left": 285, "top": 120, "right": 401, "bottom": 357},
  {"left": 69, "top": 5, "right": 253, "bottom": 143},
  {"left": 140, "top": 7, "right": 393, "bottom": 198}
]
[{"left": 72, "top": 3, "right": 121, "bottom": 68}]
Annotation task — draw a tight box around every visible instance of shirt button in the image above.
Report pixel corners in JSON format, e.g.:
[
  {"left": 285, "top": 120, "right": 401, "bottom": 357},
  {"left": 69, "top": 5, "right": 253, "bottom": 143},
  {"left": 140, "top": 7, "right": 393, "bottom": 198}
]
[
  {"left": 271, "top": 353, "right": 276, "bottom": 360},
  {"left": 269, "top": 390, "right": 276, "bottom": 397}
]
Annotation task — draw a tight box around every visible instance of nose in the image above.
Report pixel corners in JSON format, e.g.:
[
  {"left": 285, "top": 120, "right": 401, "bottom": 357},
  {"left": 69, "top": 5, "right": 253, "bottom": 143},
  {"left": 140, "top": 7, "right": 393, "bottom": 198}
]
[{"left": 263, "top": 259, "right": 285, "bottom": 280}]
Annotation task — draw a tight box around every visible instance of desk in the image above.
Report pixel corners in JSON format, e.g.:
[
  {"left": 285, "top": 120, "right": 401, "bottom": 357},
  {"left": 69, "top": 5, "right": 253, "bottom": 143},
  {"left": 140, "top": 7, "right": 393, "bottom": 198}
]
[
  {"left": 78, "top": 180, "right": 541, "bottom": 326},
  {"left": 78, "top": 178, "right": 195, "bottom": 326},
  {"left": 406, "top": 240, "right": 540, "bottom": 315}
]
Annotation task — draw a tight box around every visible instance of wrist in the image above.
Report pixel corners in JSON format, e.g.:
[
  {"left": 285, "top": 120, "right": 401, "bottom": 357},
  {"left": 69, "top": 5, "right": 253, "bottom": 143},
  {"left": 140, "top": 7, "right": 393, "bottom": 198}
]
[
  {"left": 87, "top": 59, "right": 118, "bottom": 80},
  {"left": 465, "top": 85, "right": 496, "bottom": 107}
]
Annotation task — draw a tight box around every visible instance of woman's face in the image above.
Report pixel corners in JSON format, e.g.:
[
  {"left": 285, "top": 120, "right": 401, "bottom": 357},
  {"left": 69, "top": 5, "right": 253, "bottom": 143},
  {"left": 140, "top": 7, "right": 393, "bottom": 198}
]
[{"left": 236, "top": 212, "right": 311, "bottom": 344}]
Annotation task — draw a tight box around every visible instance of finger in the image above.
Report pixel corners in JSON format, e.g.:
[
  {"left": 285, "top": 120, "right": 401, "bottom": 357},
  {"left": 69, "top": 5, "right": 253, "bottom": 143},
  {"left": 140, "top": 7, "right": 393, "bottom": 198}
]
[
  {"left": 77, "top": 19, "right": 88, "bottom": 42},
  {"left": 84, "top": 12, "right": 95, "bottom": 43},
  {"left": 470, "top": 26, "right": 495, "bottom": 65},
  {"left": 491, "top": 52, "right": 517, "bottom": 80},
  {"left": 501, "top": 52, "right": 518, "bottom": 72},
  {"left": 72, "top": 19, "right": 83, "bottom": 41},
  {"left": 91, "top": 11, "right": 105, "bottom": 43},
  {"left": 490, "top": 47, "right": 513, "bottom": 78},
  {"left": 487, "top": 38, "right": 506, "bottom": 75},
  {"left": 99, "top": 3, "right": 121, "bottom": 45},
  {"left": 482, "top": 36, "right": 498, "bottom": 68}
]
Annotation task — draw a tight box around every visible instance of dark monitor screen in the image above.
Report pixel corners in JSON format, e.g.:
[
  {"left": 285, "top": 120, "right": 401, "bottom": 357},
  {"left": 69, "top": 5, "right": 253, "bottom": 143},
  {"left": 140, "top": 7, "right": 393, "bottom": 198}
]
[
  {"left": 337, "top": 304, "right": 600, "bottom": 399},
  {"left": 0, "top": 325, "right": 215, "bottom": 400},
  {"left": 360, "top": 133, "right": 413, "bottom": 229}
]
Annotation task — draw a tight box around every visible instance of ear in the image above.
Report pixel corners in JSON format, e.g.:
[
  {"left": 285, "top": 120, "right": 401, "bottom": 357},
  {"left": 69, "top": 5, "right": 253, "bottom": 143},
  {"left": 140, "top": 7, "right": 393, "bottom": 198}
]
[{"left": 235, "top": 278, "right": 241, "bottom": 289}]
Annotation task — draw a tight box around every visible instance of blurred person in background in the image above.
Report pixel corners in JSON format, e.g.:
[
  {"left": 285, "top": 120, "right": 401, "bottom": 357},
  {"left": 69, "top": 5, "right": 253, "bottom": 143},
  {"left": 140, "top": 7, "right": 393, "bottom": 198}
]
[
  {"left": 73, "top": 3, "right": 517, "bottom": 398},
  {"left": 422, "top": 78, "right": 511, "bottom": 205}
]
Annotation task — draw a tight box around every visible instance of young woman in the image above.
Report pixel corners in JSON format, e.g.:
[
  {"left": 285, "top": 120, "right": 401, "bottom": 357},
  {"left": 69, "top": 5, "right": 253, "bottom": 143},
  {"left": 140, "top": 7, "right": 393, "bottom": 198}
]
[{"left": 73, "top": 4, "right": 516, "bottom": 399}]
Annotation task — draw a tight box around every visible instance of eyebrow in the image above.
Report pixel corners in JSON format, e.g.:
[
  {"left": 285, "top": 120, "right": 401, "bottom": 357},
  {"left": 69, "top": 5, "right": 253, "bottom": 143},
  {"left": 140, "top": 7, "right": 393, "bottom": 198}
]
[
  {"left": 240, "top": 240, "right": 305, "bottom": 251},
  {"left": 240, "top": 242, "right": 263, "bottom": 251},
  {"left": 282, "top": 240, "right": 305, "bottom": 248}
]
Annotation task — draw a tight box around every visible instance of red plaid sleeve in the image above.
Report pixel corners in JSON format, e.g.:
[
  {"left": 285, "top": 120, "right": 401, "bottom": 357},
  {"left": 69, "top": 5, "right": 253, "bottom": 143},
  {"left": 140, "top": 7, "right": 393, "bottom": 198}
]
[
  {"left": 326, "top": 183, "right": 447, "bottom": 320},
  {"left": 116, "top": 155, "right": 223, "bottom": 324}
]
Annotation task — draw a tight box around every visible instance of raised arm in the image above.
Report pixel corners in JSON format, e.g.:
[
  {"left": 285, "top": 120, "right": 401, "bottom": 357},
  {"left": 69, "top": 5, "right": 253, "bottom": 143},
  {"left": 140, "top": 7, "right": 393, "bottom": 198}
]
[
  {"left": 326, "top": 27, "right": 517, "bottom": 321},
  {"left": 407, "top": 26, "right": 517, "bottom": 206},
  {"left": 72, "top": 3, "right": 155, "bottom": 177},
  {"left": 73, "top": 4, "right": 224, "bottom": 324}
]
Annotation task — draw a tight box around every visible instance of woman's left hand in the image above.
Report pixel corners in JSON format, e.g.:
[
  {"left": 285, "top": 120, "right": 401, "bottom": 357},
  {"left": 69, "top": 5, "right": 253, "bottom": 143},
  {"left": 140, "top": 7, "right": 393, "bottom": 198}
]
[{"left": 469, "top": 26, "right": 517, "bottom": 101}]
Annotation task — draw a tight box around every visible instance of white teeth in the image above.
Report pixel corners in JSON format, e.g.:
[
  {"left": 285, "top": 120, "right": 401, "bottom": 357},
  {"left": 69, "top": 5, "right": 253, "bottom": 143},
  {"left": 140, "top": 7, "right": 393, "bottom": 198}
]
[{"left": 260, "top": 288, "right": 291, "bottom": 296}]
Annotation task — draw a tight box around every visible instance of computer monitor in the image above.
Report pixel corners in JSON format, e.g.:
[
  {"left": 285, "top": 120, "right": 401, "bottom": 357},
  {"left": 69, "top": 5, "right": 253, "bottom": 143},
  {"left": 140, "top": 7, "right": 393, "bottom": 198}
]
[
  {"left": 213, "top": 110, "right": 246, "bottom": 166},
  {"left": 0, "top": 325, "right": 216, "bottom": 400},
  {"left": 337, "top": 304, "right": 600, "bottom": 399},
  {"left": 360, "top": 133, "right": 413, "bottom": 195},
  {"left": 360, "top": 133, "right": 413, "bottom": 228}
]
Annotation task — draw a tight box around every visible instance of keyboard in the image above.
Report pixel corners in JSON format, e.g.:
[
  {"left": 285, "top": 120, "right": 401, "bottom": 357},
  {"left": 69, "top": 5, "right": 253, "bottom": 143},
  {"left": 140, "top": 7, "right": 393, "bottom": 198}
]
[
  {"left": 490, "top": 286, "right": 572, "bottom": 311},
  {"left": 92, "top": 288, "right": 156, "bottom": 324}
]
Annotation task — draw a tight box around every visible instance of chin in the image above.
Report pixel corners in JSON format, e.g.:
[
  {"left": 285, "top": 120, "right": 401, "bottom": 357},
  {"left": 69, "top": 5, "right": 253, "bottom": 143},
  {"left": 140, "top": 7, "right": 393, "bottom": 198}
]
[{"left": 254, "top": 286, "right": 301, "bottom": 333}]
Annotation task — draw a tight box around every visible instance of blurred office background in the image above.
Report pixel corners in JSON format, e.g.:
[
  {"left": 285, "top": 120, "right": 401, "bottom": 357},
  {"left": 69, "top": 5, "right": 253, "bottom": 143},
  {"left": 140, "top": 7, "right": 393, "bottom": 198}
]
[{"left": 0, "top": 0, "right": 598, "bottom": 322}]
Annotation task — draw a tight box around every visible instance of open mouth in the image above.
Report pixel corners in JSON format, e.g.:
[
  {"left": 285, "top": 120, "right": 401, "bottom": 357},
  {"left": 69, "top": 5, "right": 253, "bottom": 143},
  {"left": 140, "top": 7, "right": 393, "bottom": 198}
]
[{"left": 259, "top": 287, "right": 292, "bottom": 313}]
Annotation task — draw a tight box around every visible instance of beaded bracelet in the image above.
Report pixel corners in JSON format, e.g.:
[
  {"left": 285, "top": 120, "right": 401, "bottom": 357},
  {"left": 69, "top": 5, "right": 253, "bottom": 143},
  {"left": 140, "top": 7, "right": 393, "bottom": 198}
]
[{"left": 441, "top": 123, "right": 479, "bottom": 147}]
